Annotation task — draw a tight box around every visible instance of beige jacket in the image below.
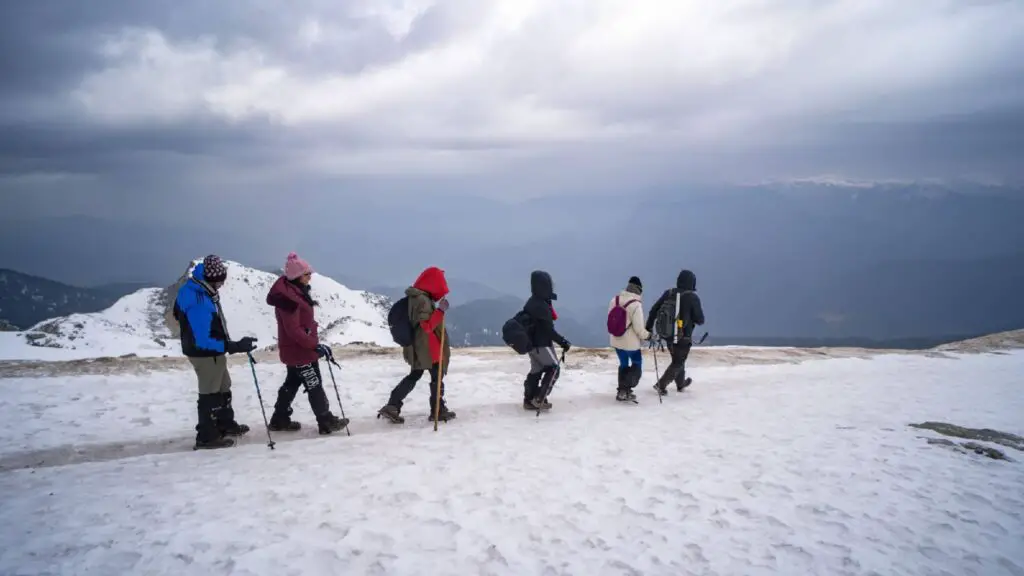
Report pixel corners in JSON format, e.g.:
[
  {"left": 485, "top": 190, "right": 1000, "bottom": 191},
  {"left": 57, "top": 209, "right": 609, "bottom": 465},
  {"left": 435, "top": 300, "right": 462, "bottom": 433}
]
[{"left": 608, "top": 289, "right": 650, "bottom": 351}]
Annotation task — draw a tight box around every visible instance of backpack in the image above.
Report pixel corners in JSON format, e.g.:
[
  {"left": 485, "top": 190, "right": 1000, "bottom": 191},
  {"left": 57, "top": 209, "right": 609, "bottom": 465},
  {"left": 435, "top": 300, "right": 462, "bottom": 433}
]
[
  {"left": 654, "top": 289, "right": 679, "bottom": 339},
  {"left": 607, "top": 296, "right": 638, "bottom": 337},
  {"left": 502, "top": 310, "right": 533, "bottom": 355},
  {"left": 387, "top": 296, "right": 415, "bottom": 347}
]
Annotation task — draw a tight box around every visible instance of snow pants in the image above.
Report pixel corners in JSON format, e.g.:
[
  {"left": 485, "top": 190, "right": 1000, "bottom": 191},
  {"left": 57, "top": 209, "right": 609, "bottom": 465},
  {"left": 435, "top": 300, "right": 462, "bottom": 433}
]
[
  {"left": 188, "top": 355, "right": 232, "bottom": 394},
  {"left": 273, "top": 361, "right": 332, "bottom": 418},
  {"left": 388, "top": 364, "right": 446, "bottom": 412},
  {"left": 655, "top": 339, "right": 692, "bottom": 390},
  {"left": 188, "top": 355, "right": 237, "bottom": 442},
  {"left": 524, "top": 346, "right": 560, "bottom": 402}
]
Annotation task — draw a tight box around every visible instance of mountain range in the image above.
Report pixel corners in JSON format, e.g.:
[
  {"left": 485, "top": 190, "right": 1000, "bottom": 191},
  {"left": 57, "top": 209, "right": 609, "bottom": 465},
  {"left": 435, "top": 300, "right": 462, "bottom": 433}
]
[
  {"left": 0, "top": 260, "right": 396, "bottom": 361},
  {"left": 3, "top": 181, "right": 1024, "bottom": 345}
]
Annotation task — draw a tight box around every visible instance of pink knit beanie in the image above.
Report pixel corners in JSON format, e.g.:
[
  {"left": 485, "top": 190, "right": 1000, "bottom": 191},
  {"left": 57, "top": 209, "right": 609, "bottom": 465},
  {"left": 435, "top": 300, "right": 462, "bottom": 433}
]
[{"left": 284, "top": 252, "right": 313, "bottom": 280}]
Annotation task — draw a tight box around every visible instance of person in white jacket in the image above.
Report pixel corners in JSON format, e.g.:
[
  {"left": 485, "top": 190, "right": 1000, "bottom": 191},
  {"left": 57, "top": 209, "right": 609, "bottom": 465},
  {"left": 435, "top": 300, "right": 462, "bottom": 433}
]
[{"left": 608, "top": 276, "right": 650, "bottom": 401}]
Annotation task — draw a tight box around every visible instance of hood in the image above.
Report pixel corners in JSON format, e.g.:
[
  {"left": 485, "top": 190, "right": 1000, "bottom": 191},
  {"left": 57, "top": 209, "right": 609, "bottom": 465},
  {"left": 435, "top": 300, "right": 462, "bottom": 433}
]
[
  {"left": 676, "top": 269, "right": 697, "bottom": 291},
  {"left": 267, "top": 275, "right": 306, "bottom": 312},
  {"left": 191, "top": 262, "right": 206, "bottom": 282},
  {"left": 412, "top": 266, "right": 449, "bottom": 301},
  {"left": 186, "top": 262, "right": 216, "bottom": 294},
  {"left": 530, "top": 270, "right": 556, "bottom": 301}
]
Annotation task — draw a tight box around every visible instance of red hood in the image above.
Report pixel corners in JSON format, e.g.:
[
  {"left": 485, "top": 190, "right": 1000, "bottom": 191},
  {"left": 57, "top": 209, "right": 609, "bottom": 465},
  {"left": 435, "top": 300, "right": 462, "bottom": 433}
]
[{"left": 412, "top": 267, "right": 449, "bottom": 301}]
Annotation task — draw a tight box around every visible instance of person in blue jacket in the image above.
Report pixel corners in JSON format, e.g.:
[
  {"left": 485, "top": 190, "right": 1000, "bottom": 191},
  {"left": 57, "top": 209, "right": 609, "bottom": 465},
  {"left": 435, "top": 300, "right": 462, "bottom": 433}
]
[{"left": 173, "top": 255, "right": 258, "bottom": 450}]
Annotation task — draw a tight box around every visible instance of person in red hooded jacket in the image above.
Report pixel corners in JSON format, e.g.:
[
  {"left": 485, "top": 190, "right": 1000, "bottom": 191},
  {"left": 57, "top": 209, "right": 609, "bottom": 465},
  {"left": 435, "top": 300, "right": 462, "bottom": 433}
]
[
  {"left": 377, "top": 266, "right": 455, "bottom": 424},
  {"left": 265, "top": 252, "right": 349, "bottom": 435}
]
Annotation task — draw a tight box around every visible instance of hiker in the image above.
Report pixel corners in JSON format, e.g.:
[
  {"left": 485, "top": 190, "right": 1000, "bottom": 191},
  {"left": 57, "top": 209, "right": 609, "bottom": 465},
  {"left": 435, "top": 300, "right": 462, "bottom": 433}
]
[
  {"left": 378, "top": 266, "right": 456, "bottom": 424},
  {"left": 173, "top": 254, "right": 258, "bottom": 450},
  {"left": 607, "top": 276, "right": 650, "bottom": 402},
  {"left": 522, "top": 270, "right": 571, "bottom": 410},
  {"left": 646, "top": 269, "right": 705, "bottom": 395},
  {"left": 265, "top": 252, "right": 349, "bottom": 435}
]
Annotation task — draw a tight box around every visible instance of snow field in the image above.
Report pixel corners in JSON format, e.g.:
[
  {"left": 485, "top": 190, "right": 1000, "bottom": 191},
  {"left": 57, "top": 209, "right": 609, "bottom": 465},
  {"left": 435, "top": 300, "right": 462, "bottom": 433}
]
[{"left": 0, "top": 350, "right": 1023, "bottom": 575}]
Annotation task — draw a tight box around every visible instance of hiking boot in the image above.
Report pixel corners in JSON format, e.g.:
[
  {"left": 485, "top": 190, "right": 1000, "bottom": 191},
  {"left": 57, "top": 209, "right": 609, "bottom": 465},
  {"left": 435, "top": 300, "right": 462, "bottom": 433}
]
[
  {"left": 676, "top": 377, "right": 692, "bottom": 392},
  {"left": 219, "top": 421, "right": 250, "bottom": 437},
  {"left": 215, "top": 392, "right": 249, "bottom": 436},
  {"left": 377, "top": 404, "right": 404, "bottom": 424},
  {"left": 428, "top": 407, "right": 457, "bottom": 422},
  {"left": 529, "top": 397, "right": 552, "bottom": 411},
  {"left": 616, "top": 390, "right": 631, "bottom": 401},
  {"left": 317, "top": 413, "right": 349, "bottom": 435},
  {"left": 269, "top": 408, "right": 302, "bottom": 432},
  {"left": 653, "top": 383, "right": 668, "bottom": 396},
  {"left": 194, "top": 436, "right": 235, "bottom": 450}
]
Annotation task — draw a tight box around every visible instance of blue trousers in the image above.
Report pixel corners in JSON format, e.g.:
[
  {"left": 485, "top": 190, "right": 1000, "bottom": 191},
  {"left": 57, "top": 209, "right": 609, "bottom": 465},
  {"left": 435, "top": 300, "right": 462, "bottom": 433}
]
[{"left": 614, "top": 348, "right": 642, "bottom": 369}]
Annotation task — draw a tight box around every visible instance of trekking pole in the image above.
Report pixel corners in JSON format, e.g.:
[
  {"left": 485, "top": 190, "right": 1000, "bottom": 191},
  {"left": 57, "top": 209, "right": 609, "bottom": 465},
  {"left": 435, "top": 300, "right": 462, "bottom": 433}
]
[
  {"left": 246, "top": 352, "right": 276, "bottom": 450},
  {"left": 652, "top": 344, "right": 662, "bottom": 405},
  {"left": 325, "top": 357, "right": 351, "bottom": 437},
  {"left": 698, "top": 332, "right": 709, "bottom": 345},
  {"left": 434, "top": 316, "right": 446, "bottom": 432}
]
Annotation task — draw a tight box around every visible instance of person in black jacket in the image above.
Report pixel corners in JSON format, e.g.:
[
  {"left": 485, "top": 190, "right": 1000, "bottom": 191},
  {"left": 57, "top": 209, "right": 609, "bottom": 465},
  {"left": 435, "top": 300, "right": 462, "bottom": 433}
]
[
  {"left": 645, "top": 269, "right": 705, "bottom": 395},
  {"left": 522, "top": 270, "right": 571, "bottom": 410}
]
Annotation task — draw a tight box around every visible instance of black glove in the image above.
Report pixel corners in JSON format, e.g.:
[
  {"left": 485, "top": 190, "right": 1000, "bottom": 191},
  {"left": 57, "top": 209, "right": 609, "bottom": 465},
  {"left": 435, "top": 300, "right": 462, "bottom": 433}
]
[
  {"left": 226, "top": 336, "right": 258, "bottom": 354},
  {"left": 316, "top": 343, "right": 334, "bottom": 361},
  {"left": 559, "top": 339, "right": 571, "bottom": 352}
]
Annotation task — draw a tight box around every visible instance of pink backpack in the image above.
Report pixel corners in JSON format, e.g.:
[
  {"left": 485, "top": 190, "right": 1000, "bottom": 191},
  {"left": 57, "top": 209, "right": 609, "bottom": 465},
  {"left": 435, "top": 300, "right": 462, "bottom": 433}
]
[{"left": 607, "top": 296, "right": 638, "bottom": 337}]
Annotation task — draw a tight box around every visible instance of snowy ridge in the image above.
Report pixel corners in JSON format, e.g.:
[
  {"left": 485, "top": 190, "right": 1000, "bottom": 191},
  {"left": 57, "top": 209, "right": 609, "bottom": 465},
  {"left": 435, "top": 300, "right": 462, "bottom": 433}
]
[{"left": 0, "top": 259, "right": 395, "bottom": 361}]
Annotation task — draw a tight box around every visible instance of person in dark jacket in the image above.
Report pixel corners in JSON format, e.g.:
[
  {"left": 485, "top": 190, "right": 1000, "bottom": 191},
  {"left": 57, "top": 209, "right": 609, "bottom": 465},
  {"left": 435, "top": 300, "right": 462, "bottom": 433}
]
[
  {"left": 522, "top": 270, "right": 571, "bottom": 410},
  {"left": 173, "top": 254, "right": 258, "bottom": 450},
  {"left": 265, "top": 252, "right": 348, "bottom": 435},
  {"left": 646, "top": 269, "right": 705, "bottom": 395},
  {"left": 378, "top": 266, "right": 455, "bottom": 424}
]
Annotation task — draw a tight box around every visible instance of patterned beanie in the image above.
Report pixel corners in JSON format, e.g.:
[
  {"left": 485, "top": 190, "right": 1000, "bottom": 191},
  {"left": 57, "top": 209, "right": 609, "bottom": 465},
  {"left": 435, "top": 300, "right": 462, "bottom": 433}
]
[
  {"left": 202, "top": 255, "right": 228, "bottom": 283},
  {"left": 628, "top": 276, "right": 642, "bottom": 290}
]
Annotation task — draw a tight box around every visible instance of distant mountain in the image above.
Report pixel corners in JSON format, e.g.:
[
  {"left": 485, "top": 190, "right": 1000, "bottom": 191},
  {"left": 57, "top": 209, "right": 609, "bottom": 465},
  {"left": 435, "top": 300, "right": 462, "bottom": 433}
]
[
  {"left": 367, "top": 275, "right": 514, "bottom": 308},
  {"left": 0, "top": 269, "right": 149, "bottom": 330},
  {"left": 1, "top": 260, "right": 396, "bottom": 361},
  {"left": 446, "top": 297, "right": 608, "bottom": 348}
]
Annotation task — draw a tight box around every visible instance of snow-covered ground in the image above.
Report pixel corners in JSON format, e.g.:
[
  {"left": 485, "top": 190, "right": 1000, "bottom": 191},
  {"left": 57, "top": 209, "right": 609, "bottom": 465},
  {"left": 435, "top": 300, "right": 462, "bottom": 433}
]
[
  {"left": 0, "top": 259, "right": 396, "bottom": 361},
  {"left": 1, "top": 346, "right": 1022, "bottom": 575}
]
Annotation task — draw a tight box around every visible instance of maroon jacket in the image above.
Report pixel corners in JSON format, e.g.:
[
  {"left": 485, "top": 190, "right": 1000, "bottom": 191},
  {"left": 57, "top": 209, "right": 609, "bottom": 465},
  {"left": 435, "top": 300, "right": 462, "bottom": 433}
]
[{"left": 266, "top": 276, "right": 319, "bottom": 366}]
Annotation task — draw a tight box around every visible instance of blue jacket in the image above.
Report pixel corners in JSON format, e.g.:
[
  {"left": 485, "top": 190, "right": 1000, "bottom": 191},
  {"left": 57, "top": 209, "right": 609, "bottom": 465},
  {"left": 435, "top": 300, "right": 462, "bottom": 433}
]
[{"left": 173, "top": 263, "right": 228, "bottom": 357}]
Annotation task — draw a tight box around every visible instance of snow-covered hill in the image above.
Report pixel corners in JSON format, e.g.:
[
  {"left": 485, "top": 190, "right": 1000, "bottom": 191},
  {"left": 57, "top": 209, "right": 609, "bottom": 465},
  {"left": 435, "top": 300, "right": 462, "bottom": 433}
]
[{"left": 0, "top": 259, "right": 395, "bottom": 360}]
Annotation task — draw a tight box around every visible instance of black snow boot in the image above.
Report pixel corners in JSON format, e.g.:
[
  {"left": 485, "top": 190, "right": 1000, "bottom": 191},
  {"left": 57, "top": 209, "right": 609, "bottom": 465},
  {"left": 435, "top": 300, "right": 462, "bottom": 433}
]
[
  {"left": 317, "top": 412, "right": 349, "bottom": 435},
  {"left": 216, "top": 391, "right": 250, "bottom": 437},
  {"left": 195, "top": 394, "right": 234, "bottom": 450},
  {"left": 377, "top": 404, "right": 404, "bottom": 423},
  {"left": 269, "top": 406, "right": 302, "bottom": 432},
  {"left": 269, "top": 383, "right": 302, "bottom": 431},
  {"left": 676, "top": 377, "right": 693, "bottom": 392},
  {"left": 428, "top": 404, "right": 457, "bottom": 422},
  {"left": 616, "top": 366, "right": 629, "bottom": 394},
  {"left": 523, "top": 373, "right": 541, "bottom": 406}
]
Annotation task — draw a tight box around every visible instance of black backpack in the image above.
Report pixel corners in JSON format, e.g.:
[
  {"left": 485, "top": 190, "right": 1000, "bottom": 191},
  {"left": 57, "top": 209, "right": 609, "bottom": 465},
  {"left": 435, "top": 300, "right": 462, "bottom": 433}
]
[
  {"left": 654, "top": 289, "right": 679, "bottom": 339},
  {"left": 387, "top": 296, "right": 415, "bottom": 347},
  {"left": 502, "top": 310, "right": 533, "bottom": 355}
]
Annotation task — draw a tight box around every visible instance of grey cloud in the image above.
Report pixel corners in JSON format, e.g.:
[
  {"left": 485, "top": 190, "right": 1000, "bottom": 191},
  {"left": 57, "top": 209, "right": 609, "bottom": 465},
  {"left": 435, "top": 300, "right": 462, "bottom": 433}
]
[{"left": 0, "top": 0, "right": 1022, "bottom": 213}]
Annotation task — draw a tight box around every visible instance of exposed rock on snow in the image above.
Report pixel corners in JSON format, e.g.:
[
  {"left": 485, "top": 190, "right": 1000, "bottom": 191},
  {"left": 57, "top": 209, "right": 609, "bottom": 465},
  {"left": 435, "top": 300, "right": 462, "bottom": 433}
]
[
  {"left": 923, "top": 438, "right": 1013, "bottom": 462},
  {"left": 0, "top": 319, "right": 17, "bottom": 332},
  {"left": 910, "top": 421, "right": 1024, "bottom": 453}
]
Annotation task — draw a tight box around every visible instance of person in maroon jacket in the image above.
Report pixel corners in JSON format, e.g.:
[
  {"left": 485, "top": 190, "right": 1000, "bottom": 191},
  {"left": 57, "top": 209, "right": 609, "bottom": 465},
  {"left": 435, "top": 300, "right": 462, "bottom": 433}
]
[{"left": 265, "top": 252, "right": 348, "bottom": 435}]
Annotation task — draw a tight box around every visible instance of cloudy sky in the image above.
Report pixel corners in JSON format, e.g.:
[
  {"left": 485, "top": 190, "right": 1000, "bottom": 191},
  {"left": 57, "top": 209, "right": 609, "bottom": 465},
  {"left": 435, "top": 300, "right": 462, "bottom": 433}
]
[{"left": 2, "top": 0, "right": 1023, "bottom": 225}]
